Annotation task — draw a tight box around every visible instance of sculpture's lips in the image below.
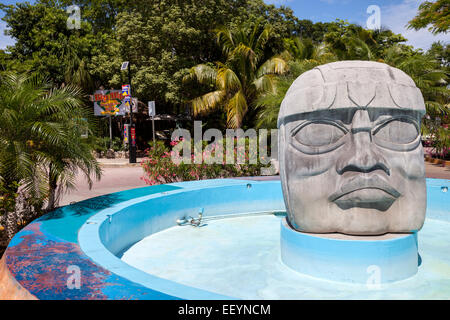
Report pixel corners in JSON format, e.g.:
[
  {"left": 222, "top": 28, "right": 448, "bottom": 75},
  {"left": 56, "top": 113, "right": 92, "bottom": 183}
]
[{"left": 329, "top": 175, "right": 401, "bottom": 203}]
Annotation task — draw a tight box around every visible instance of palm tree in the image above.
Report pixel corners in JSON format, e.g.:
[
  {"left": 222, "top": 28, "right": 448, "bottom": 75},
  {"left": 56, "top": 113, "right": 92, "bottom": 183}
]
[
  {"left": 183, "top": 24, "right": 288, "bottom": 128},
  {"left": 0, "top": 73, "right": 101, "bottom": 240},
  {"left": 324, "top": 20, "right": 376, "bottom": 61},
  {"left": 383, "top": 45, "right": 449, "bottom": 116},
  {"left": 382, "top": 45, "right": 449, "bottom": 157},
  {"left": 62, "top": 44, "right": 95, "bottom": 93},
  {"left": 44, "top": 116, "right": 102, "bottom": 211},
  {"left": 283, "top": 37, "right": 336, "bottom": 63},
  {"left": 255, "top": 38, "right": 337, "bottom": 129}
]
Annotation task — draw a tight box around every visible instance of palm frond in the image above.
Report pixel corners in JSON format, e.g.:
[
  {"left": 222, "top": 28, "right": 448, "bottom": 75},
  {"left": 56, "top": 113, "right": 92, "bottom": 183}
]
[
  {"left": 216, "top": 65, "right": 242, "bottom": 92},
  {"left": 0, "top": 72, "right": 102, "bottom": 211},
  {"left": 252, "top": 74, "right": 277, "bottom": 94},
  {"left": 191, "top": 90, "right": 226, "bottom": 115},
  {"left": 257, "top": 57, "right": 288, "bottom": 77},
  {"left": 214, "top": 26, "right": 235, "bottom": 56},
  {"left": 226, "top": 90, "right": 247, "bottom": 128},
  {"left": 183, "top": 64, "right": 217, "bottom": 86},
  {"left": 230, "top": 43, "right": 257, "bottom": 69}
]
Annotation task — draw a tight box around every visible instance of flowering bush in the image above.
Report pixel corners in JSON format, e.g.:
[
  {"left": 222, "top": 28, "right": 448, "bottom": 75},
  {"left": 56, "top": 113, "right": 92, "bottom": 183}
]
[{"left": 141, "top": 138, "right": 271, "bottom": 185}]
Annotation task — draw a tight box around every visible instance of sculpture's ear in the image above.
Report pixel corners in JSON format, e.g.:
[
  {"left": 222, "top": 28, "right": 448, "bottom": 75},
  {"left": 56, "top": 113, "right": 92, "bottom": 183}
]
[
  {"left": 277, "top": 124, "right": 298, "bottom": 229},
  {"left": 347, "top": 81, "right": 377, "bottom": 107}
]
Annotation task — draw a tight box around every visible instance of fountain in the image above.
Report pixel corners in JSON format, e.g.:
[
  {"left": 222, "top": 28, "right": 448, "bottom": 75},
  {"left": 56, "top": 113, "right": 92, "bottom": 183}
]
[{"left": 1, "top": 61, "right": 449, "bottom": 299}]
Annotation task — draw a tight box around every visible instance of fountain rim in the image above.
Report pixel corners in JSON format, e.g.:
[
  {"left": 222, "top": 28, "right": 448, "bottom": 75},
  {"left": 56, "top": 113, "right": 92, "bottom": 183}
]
[
  {"left": 77, "top": 179, "right": 269, "bottom": 300},
  {"left": 2, "top": 177, "right": 448, "bottom": 300}
]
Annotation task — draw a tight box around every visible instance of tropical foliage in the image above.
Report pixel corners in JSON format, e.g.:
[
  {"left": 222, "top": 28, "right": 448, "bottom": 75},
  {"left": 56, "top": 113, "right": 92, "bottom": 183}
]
[
  {"left": 0, "top": 73, "right": 101, "bottom": 240},
  {"left": 255, "top": 21, "right": 449, "bottom": 141},
  {"left": 408, "top": 0, "right": 450, "bottom": 35},
  {"left": 383, "top": 45, "right": 449, "bottom": 115},
  {"left": 183, "top": 24, "right": 288, "bottom": 128}
]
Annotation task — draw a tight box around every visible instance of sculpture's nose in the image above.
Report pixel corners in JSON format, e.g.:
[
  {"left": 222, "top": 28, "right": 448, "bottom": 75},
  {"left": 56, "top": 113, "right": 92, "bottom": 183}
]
[{"left": 336, "top": 110, "right": 390, "bottom": 175}]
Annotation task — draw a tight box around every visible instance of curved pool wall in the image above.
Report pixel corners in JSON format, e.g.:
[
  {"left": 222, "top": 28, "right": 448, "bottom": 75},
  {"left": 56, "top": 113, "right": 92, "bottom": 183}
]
[
  {"left": 79, "top": 179, "right": 285, "bottom": 299},
  {"left": 2, "top": 177, "right": 449, "bottom": 299},
  {"left": 98, "top": 180, "right": 284, "bottom": 258}
]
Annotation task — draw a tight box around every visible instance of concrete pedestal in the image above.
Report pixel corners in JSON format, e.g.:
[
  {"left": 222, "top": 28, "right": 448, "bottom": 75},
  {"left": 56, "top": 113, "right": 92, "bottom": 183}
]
[{"left": 280, "top": 218, "right": 419, "bottom": 284}]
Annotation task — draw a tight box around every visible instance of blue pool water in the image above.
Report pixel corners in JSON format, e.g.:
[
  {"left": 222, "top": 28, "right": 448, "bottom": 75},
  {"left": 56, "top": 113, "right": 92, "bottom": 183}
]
[{"left": 121, "top": 214, "right": 450, "bottom": 299}]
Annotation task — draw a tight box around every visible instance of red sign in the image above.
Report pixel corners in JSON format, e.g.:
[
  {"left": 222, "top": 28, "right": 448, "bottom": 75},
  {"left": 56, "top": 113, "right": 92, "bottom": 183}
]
[
  {"left": 94, "top": 91, "right": 123, "bottom": 102},
  {"left": 130, "top": 127, "right": 136, "bottom": 146}
]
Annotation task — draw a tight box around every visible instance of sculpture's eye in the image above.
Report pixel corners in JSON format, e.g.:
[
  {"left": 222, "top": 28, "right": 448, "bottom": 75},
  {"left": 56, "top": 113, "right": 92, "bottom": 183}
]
[
  {"left": 373, "top": 119, "right": 419, "bottom": 144},
  {"left": 293, "top": 122, "right": 346, "bottom": 147}
]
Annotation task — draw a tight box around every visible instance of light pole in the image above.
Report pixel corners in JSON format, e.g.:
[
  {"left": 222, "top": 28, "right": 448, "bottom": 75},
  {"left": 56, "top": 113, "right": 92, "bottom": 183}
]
[
  {"left": 121, "top": 61, "right": 136, "bottom": 163},
  {"left": 148, "top": 101, "right": 156, "bottom": 148}
]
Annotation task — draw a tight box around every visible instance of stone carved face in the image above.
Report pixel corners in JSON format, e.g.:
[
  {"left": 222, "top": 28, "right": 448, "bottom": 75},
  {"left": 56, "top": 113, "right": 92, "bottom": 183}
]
[{"left": 278, "top": 61, "right": 426, "bottom": 235}]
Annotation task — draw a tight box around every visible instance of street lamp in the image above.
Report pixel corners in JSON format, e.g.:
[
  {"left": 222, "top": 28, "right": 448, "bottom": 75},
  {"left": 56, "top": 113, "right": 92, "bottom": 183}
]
[{"left": 121, "top": 61, "right": 136, "bottom": 163}]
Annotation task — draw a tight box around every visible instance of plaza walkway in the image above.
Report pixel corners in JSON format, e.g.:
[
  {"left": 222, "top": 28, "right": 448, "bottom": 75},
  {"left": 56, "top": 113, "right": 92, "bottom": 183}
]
[
  {"left": 424, "top": 162, "right": 450, "bottom": 179},
  {"left": 59, "top": 159, "right": 147, "bottom": 206},
  {"left": 59, "top": 159, "right": 450, "bottom": 206}
]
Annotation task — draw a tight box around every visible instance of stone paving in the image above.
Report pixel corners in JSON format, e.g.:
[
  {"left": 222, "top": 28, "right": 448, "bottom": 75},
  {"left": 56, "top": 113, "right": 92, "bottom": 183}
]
[
  {"left": 424, "top": 162, "right": 450, "bottom": 180},
  {"left": 59, "top": 165, "right": 147, "bottom": 206}
]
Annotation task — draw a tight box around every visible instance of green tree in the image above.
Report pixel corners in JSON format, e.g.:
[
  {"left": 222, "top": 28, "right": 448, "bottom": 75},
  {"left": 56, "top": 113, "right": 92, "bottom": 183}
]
[
  {"left": 370, "top": 28, "right": 408, "bottom": 59},
  {"left": 294, "top": 20, "right": 331, "bottom": 43},
  {"left": 382, "top": 45, "right": 449, "bottom": 158},
  {"left": 408, "top": 0, "right": 450, "bottom": 34},
  {"left": 1, "top": 0, "right": 337, "bottom": 120},
  {"left": 183, "top": 24, "right": 288, "bottom": 128},
  {"left": 89, "top": 0, "right": 256, "bottom": 114},
  {"left": 323, "top": 20, "right": 376, "bottom": 60},
  {"left": 1, "top": 1, "right": 103, "bottom": 88},
  {"left": 66, "top": 0, "right": 306, "bottom": 116},
  {"left": 53, "top": 0, "right": 128, "bottom": 34},
  {"left": 283, "top": 37, "right": 336, "bottom": 62},
  {"left": 255, "top": 40, "right": 336, "bottom": 129},
  {"left": 428, "top": 41, "right": 450, "bottom": 68},
  {"left": 322, "top": 20, "right": 407, "bottom": 61},
  {"left": 383, "top": 45, "right": 449, "bottom": 116},
  {"left": 0, "top": 50, "right": 8, "bottom": 71},
  {"left": 254, "top": 61, "right": 306, "bottom": 129},
  {"left": 0, "top": 73, "right": 101, "bottom": 240}
]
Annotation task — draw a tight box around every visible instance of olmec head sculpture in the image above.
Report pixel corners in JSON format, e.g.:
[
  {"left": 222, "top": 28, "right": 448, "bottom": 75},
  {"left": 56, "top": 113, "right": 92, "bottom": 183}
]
[{"left": 278, "top": 61, "right": 426, "bottom": 235}]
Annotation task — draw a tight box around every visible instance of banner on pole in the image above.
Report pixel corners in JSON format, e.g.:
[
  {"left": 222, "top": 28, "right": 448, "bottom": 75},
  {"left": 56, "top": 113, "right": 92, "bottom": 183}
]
[
  {"left": 123, "top": 96, "right": 137, "bottom": 113},
  {"left": 130, "top": 126, "right": 136, "bottom": 146},
  {"left": 122, "top": 84, "right": 131, "bottom": 97},
  {"left": 124, "top": 124, "right": 130, "bottom": 144},
  {"left": 132, "top": 97, "right": 138, "bottom": 113}
]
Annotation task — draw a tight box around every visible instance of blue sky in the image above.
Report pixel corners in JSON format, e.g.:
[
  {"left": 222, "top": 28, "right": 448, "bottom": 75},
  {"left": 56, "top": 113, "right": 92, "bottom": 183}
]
[
  {"left": 1, "top": 0, "right": 449, "bottom": 51},
  {"left": 0, "top": 0, "right": 21, "bottom": 49},
  {"left": 266, "top": 0, "right": 449, "bottom": 49}
]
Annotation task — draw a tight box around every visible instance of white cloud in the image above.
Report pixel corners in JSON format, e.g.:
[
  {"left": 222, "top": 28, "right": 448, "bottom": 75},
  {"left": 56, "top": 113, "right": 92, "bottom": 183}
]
[
  {"left": 0, "top": 20, "right": 15, "bottom": 51},
  {"left": 381, "top": 0, "right": 449, "bottom": 50}
]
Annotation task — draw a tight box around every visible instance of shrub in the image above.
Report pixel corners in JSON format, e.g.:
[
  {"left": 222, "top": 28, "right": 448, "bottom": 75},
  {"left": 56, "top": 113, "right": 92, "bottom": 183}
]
[
  {"left": 89, "top": 136, "right": 126, "bottom": 153},
  {"left": 141, "top": 137, "right": 272, "bottom": 185}
]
